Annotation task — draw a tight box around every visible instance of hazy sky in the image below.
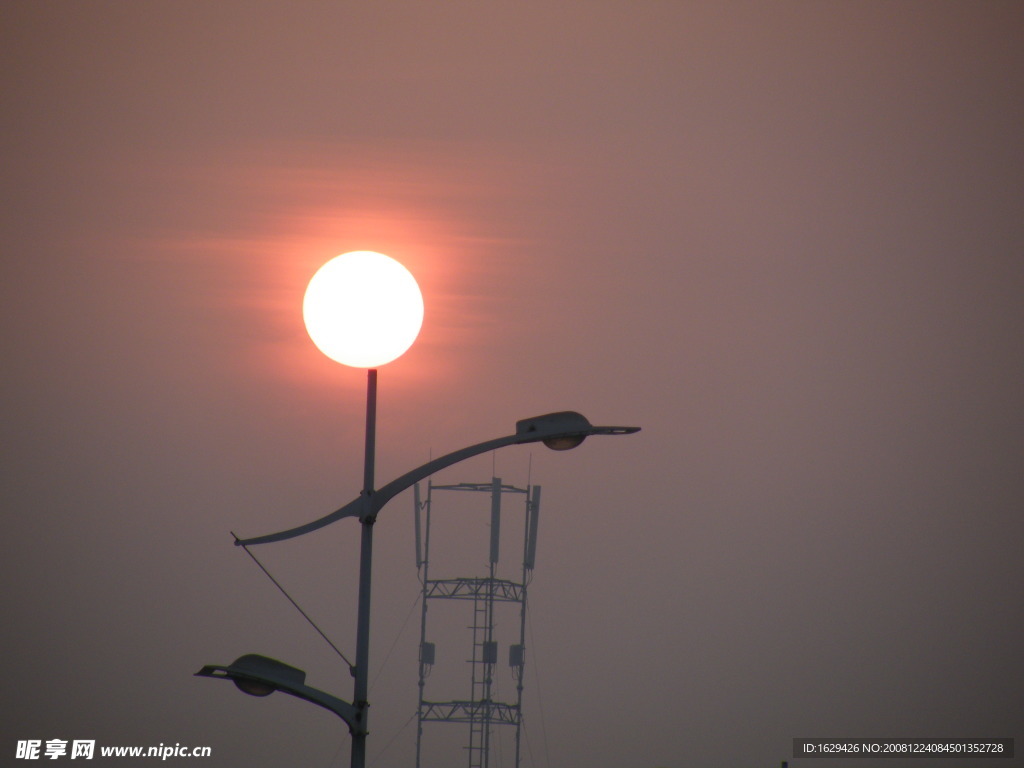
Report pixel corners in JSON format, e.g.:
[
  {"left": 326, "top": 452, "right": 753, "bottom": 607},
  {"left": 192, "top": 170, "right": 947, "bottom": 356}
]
[{"left": 2, "top": 3, "right": 1022, "bottom": 767}]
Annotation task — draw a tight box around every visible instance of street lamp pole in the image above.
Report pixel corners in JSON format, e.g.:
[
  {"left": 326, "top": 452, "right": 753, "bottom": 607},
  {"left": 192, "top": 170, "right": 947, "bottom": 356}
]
[
  {"left": 197, "top": 252, "right": 640, "bottom": 768},
  {"left": 351, "top": 368, "right": 377, "bottom": 767},
  {"left": 200, "top": 409, "right": 638, "bottom": 767}
]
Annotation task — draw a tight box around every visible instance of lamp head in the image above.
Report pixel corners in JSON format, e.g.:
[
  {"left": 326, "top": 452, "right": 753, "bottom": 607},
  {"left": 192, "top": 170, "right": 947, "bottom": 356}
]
[
  {"left": 196, "top": 654, "right": 307, "bottom": 699},
  {"left": 196, "top": 653, "right": 360, "bottom": 732},
  {"left": 515, "top": 411, "right": 639, "bottom": 450},
  {"left": 543, "top": 434, "right": 587, "bottom": 451},
  {"left": 233, "top": 678, "right": 276, "bottom": 697}
]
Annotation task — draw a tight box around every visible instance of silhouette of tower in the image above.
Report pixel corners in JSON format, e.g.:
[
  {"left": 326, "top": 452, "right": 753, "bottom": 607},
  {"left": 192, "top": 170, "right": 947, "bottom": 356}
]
[{"left": 413, "top": 477, "right": 541, "bottom": 768}]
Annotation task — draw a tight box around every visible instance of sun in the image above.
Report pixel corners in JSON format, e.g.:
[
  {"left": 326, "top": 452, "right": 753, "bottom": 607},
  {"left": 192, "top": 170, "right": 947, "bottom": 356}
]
[{"left": 302, "top": 251, "right": 424, "bottom": 368}]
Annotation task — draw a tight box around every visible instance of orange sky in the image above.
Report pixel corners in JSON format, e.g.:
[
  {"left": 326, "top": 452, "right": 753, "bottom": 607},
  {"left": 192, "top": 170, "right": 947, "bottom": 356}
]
[{"left": 3, "top": 3, "right": 1022, "bottom": 767}]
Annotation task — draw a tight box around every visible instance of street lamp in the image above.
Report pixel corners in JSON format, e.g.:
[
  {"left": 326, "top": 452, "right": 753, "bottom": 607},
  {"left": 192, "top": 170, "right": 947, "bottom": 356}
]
[
  {"left": 198, "top": 251, "right": 639, "bottom": 768},
  {"left": 196, "top": 654, "right": 358, "bottom": 731}
]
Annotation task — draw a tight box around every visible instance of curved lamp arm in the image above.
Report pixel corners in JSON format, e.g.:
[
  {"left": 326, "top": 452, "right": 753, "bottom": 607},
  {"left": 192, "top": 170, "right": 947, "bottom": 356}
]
[
  {"left": 196, "top": 654, "right": 361, "bottom": 734},
  {"left": 234, "top": 411, "right": 639, "bottom": 547}
]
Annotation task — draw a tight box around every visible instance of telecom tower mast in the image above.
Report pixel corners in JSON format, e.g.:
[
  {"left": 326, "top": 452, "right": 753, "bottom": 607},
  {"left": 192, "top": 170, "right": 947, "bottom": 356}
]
[{"left": 413, "top": 477, "right": 541, "bottom": 768}]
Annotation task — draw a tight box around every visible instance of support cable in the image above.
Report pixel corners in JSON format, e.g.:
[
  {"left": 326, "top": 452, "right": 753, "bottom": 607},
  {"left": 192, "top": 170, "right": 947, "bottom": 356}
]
[
  {"left": 370, "top": 589, "right": 422, "bottom": 691},
  {"left": 520, "top": 718, "right": 537, "bottom": 768},
  {"left": 232, "top": 532, "right": 355, "bottom": 673},
  {"left": 370, "top": 708, "right": 419, "bottom": 766},
  {"left": 526, "top": 602, "right": 552, "bottom": 768}
]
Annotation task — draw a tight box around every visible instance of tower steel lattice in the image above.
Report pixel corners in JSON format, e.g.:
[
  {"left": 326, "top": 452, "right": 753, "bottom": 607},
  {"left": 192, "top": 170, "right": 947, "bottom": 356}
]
[{"left": 413, "top": 477, "right": 541, "bottom": 768}]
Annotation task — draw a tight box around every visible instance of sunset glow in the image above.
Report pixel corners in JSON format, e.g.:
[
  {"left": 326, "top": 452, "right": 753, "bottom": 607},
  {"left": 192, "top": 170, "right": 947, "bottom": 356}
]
[
  {"left": 8, "top": 5, "right": 1022, "bottom": 767},
  {"left": 302, "top": 251, "right": 424, "bottom": 368}
]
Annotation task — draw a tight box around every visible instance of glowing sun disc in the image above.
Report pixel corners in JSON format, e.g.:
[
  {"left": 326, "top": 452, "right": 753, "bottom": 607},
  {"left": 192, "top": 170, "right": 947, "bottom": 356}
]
[{"left": 303, "top": 251, "right": 424, "bottom": 368}]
